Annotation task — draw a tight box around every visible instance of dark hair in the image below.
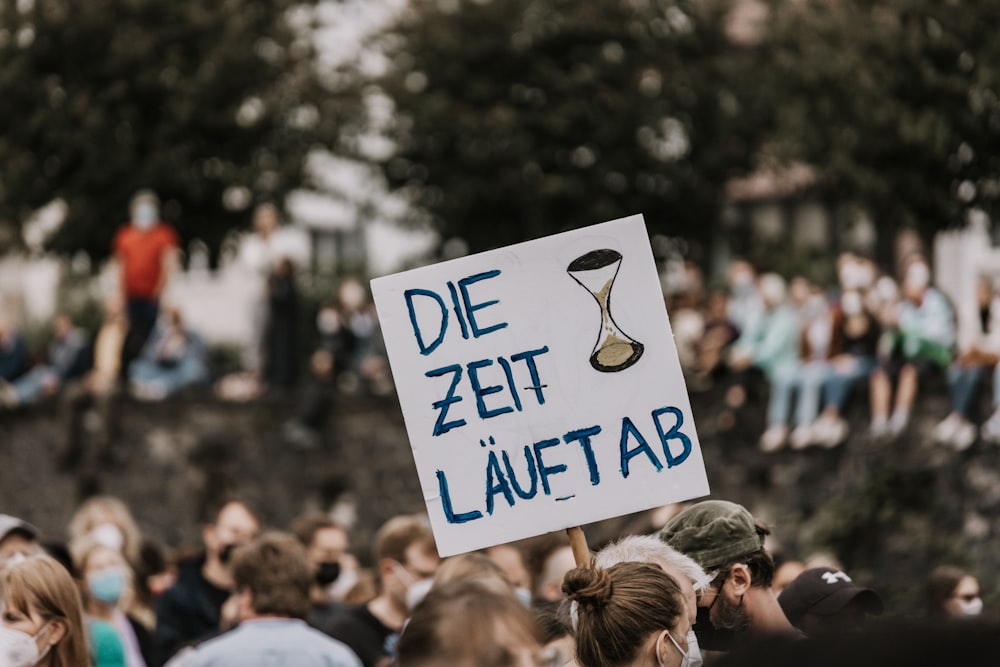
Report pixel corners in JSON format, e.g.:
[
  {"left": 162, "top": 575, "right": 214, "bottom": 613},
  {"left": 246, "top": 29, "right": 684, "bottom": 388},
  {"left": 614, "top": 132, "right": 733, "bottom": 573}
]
[
  {"left": 564, "top": 562, "right": 685, "bottom": 667},
  {"left": 396, "top": 580, "right": 541, "bottom": 667},
  {"left": 926, "top": 565, "right": 971, "bottom": 616},
  {"left": 231, "top": 532, "right": 311, "bottom": 619},
  {"left": 717, "top": 520, "right": 774, "bottom": 588}
]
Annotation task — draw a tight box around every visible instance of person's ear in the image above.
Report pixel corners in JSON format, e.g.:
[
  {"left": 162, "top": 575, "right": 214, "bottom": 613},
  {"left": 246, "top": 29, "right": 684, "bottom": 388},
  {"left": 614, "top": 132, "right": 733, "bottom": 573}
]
[
  {"left": 36, "top": 618, "right": 69, "bottom": 653},
  {"left": 729, "top": 563, "right": 751, "bottom": 596},
  {"left": 377, "top": 558, "right": 397, "bottom": 582},
  {"left": 654, "top": 629, "right": 670, "bottom": 666}
]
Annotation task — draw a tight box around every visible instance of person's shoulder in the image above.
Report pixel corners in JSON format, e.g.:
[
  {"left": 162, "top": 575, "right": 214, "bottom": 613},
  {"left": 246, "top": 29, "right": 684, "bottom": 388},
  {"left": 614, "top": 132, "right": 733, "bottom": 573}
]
[{"left": 156, "top": 222, "right": 181, "bottom": 244}]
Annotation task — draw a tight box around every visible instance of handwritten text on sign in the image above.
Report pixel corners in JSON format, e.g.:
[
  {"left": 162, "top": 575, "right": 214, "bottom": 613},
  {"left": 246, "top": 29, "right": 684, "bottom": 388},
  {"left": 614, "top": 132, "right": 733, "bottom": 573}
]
[{"left": 371, "top": 215, "right": 709, "bottom": 556}]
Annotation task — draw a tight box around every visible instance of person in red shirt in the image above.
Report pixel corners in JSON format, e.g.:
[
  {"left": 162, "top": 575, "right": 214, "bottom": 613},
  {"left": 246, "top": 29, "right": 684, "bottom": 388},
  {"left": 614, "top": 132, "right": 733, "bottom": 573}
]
[{"left": 113, "top": 189, "right": 180, "bottom": 375}]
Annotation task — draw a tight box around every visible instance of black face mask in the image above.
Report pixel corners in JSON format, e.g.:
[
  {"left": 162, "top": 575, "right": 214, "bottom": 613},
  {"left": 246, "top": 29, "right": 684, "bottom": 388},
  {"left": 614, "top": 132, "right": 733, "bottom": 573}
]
[
  {"left": 219, "top": 543, "right": 240, "bottom": 564},
  {"left": 693, "top": 604, "right": 737, "bottom": 652},
  {"left": 315, "top": 561, "right": 341, "bottom": 586}
]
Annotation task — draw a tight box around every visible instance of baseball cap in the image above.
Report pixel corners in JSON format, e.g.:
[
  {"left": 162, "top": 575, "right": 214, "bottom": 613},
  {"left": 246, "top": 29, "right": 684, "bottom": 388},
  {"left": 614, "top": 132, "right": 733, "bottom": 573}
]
[
  {"left": 658, "top": 500, "right": 766, "bottom": 571},
  {"left": 0, "top": 514, "right": 39, "bottom": 543},
  {"left": 778, "top": 567, "right": 884, "bottom": 626}
]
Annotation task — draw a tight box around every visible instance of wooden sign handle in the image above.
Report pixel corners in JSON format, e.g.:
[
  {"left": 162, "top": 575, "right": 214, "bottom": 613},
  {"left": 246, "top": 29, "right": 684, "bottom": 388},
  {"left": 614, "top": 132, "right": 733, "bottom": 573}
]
[{"left": 566, "top": 525, "right": 591, "bottom": 568}]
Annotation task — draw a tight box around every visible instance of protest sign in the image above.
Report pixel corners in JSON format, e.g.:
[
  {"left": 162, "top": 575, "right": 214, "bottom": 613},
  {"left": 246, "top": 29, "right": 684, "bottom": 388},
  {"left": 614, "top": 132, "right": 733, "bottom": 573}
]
[{"left": 371, "top": 214, "right": 709, "bottom": 556}]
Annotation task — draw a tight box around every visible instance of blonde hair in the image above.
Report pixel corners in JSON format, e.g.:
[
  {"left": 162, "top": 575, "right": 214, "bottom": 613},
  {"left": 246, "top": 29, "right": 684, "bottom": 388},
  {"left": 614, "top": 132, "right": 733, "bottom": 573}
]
[
  {"left": 0, "top": 555, "right": 91, "bottom": 667},
  {"left": 67, "top": 496, "right": 143, "bottom": 565},
  {"left": 69, "top": 534, "right": 135, "bottom": 612}
]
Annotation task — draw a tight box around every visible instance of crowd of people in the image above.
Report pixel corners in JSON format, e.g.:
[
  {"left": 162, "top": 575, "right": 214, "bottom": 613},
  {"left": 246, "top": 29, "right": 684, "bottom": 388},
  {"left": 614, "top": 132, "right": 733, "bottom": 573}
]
[
  {"left": 669, "top": 250, "right": 1000, "bottom": 453},
  {"left": 0, "top": 190, "right": 392, "bottom": 455},
  {"left": 0, "top": 497, "right": 993, "bottom": 667}
]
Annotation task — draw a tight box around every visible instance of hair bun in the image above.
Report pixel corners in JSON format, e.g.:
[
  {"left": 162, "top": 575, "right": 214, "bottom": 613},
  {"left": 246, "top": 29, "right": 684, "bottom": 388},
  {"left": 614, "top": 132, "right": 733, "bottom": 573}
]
[{"left": 562, "top": 567, "right": 613, "bottom": 609}]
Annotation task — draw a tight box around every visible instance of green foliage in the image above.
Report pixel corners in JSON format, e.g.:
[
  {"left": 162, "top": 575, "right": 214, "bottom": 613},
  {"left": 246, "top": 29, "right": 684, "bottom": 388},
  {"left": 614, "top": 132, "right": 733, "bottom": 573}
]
[
  {"left": 766, "top": 0, "right": 1000, "bottom": 246},
  {"left": 356, "top": 0, "right": 770, "bottom": 257},
  {"left": 0, "top": 0, "right": 346, "bottom": 264}
]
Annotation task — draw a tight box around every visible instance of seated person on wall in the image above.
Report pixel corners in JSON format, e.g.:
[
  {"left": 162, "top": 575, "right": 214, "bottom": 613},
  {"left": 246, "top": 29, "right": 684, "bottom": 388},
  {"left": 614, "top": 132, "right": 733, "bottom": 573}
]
[
  {"left": 59, "top": 296, "right": 129, "bottom": 468},
  {"left": 0, "top": 314, "right": 31, "bottom": 390},
  {"left": 0, "top": 313, "right": 89, "bottom": 409},
  {"left": 727, "top": 273, "right": 802, "bottom": 453},
  {"left": 869, "top": 257, "right": 956, "bottom": 438},
  {"left": 128, "top": 307, "right": 210, "bottom": 401},
  {"left": 935, "top": 276, "right": 1000, "bottom": 450}
]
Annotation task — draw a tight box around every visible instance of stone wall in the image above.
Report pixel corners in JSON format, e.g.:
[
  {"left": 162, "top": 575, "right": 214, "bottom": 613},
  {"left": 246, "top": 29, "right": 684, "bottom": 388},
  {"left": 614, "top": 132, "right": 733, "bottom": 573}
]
[{"left": 3, "top": 377, "right": 999, "bottom": 614}]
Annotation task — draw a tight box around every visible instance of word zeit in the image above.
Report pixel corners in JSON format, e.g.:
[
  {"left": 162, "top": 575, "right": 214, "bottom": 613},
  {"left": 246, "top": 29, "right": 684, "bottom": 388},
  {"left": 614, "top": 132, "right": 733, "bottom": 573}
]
[
  {"left": 404, "top": 268, "right": 548, "bottom": 437},
  {"left": 436, "top": 406, "right": 693, "bottom": 524}
]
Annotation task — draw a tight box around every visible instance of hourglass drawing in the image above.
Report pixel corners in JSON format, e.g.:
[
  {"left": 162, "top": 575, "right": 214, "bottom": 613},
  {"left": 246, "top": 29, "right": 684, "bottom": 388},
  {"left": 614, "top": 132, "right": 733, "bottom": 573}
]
[{"left": 567, "top": 248, "right": 644, "bottom": 372}]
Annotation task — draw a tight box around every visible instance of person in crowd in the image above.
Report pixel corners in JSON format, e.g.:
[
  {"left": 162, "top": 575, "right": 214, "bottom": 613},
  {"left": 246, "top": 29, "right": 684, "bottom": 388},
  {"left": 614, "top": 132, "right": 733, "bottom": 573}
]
[
  {"left": 660, "top": 500, "right": 797, "bottom": 646},
  {"left": 154, "top": 500, "right": 260, "bottom": 665},
  {"left": 429, "top": 552, "right": 515, "bottom": 596},
  {"left": 934, "top": 276, "right": 1000, "bottom": 449},
  {"left": 262, "top": 257, "right": 300, "bottom": 392},
  {"left": 315, "top": 298, "right": 356, "bottom": 384},
  {"left": 583, "top": 534, "right": 707, "bottom": 666},
  {"left": 690, "top": 289, "right": 739, "bottom": 392},
  {"left": 727, "top": 273, "right": 802, "bottom": 452},
  {"left": 777, "top": 566, "right": 884, "bottom": 636},
  {"left": 0, "top": 314, "right": 30, "bottom": 384},
  {"left": 68, "top": 496, "right": 144, "bottom": 569},
  {"left": 771, "top": 558, "right": 805, "bottom": 596},
  {"left": 0, "top": 514, "right": 44, "bottom": 569},
  {"left": 926, "top": 565, "right": 983, "bottom": 618},
  {"left": 289, "top": 511, "right": 357, "bottom": 630},
  {"left": 564, "top": 562, "right": 692, "bottom": 667},
  {"left": 114, "top": 189, "right": 180, "bottom": 373},
  {"left": 0, "top": 555, "right": 91, "bottom": 667},
  {"left": 522, "top": 533, "right": 577, "bottom": 611},
  {"left": 725, "top": 259, "right": 763, "bottom": 335},
  {"left": 809, "top": 288, "right": 883, "bottom": 447},
  {"left": 183, "top": 532, "right": 361, "bottom": 667},
  {"left": 283, "top": 348, "right": 336, "bottom": 449},
  {"left": 482, "top": 542, "right": 532, "bottom": 605},
  {"left": 395, "top": 580, "right": 549, "bottom": 667},
  {"left": 67, "top": 495, "right": 159, "bottom": 628},
  {"left": 238, "top": 203, "right": 287, "bottom": 375},
  {"left": 59, "top": 295, "right": 129, "bottom": 469},
  {"left": 785, "top": 282, "right": 835, "bottom": 449},
  {"left": 324, "top": 514, "right": 440, "bottom": 667},
  {"left": 128, "top": 307, "right": 209, "bottom": 401},
  {"left": 534, "top": 602, "right": 578, "bottom": 667},
  {"left": 0, "top": 313, "right": 89, "bottom": 409},
  {"left": 71, "top": 536, "right": 152, "bottom": 667},
  {"left": 870, "top": 256, "right": 956, "bottom": 437}
]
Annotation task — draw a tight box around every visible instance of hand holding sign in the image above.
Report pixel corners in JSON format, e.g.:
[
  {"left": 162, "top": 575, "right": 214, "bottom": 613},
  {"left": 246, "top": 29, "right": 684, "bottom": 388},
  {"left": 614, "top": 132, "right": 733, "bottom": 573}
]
[{"left": 371, "top": 215, "right": 709, "bottom": 556}]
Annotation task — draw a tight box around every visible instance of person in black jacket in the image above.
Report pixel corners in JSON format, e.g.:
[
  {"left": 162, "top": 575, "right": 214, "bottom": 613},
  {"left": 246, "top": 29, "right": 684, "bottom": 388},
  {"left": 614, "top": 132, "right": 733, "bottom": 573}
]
[{"left": 152, "top": 500, "right": 259, "bottom": 666}]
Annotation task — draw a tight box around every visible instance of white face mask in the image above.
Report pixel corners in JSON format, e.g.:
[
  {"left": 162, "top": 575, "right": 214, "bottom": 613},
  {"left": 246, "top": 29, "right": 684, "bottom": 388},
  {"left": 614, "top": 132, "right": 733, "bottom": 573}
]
[
  {"left": 133, "top": 204, "right": 158, "bottom": 230},
  {"left": 90, "top": 523, "right": 125, "bottom": 553},
  {"left": 404, "top": 577, "right": 433, "bottom": 611},
  {"left": 958, "top": 597, "right": 983, "bottom": 616},
  {"left": 685, "top": 629, "right": 703, "bottom": 667},
  {"left": 0, "top": 622, "right": 50, "bottom": 667}
]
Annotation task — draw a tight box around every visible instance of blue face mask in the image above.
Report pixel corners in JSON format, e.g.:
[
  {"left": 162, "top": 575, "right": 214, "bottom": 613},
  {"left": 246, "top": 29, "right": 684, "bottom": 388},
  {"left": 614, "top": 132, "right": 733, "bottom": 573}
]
[
  {"left": 88, "top": 568, "right": 126, "bottom": 605},
  {"left": 133, "top": 204, "right": 158, "bottom": 230}
]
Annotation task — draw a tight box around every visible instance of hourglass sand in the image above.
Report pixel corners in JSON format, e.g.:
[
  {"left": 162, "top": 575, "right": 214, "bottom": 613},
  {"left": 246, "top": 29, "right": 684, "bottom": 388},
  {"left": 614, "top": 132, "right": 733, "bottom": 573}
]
[{"left": 567, "top": 248, "right": 644, "bottom": 372}]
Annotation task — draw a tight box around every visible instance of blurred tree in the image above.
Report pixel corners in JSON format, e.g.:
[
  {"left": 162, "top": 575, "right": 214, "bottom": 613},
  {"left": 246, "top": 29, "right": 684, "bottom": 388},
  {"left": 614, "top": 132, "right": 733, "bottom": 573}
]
[
  {"left": 0, "top": 0, "right": 349, "bottom": 264},
  {"left": 350, "top": 0, "right": 770, "bottom": 260},
  {"left": 767, "top": 0, "right": 1000, "bottom": 259}
]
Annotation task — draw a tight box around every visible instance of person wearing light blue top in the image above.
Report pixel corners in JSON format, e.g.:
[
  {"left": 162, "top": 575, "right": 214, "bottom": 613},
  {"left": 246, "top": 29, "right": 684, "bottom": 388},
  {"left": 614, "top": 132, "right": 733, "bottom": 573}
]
[
  {"left": 185, "top": 532, "right": 361, "bottom": 667},
  {"left": 870, "top": 257, "right": 956, "bottom": 438},
  {"left": 728, "top": 273, "right": 802, "bottom": 452}
]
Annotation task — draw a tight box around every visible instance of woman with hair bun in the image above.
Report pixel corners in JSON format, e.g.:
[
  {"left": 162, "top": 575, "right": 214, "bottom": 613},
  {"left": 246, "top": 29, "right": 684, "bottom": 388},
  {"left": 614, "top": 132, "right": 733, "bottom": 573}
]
[{"left": 563, "top": 562, "right": 690, "bottom": 667}]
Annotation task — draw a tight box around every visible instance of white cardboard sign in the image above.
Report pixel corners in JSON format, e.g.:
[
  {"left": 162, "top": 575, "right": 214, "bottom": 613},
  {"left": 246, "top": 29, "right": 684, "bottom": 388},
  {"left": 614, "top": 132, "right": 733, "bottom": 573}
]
[{"left": 370, "top": 215, "right": 709, "bottom": 556}]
